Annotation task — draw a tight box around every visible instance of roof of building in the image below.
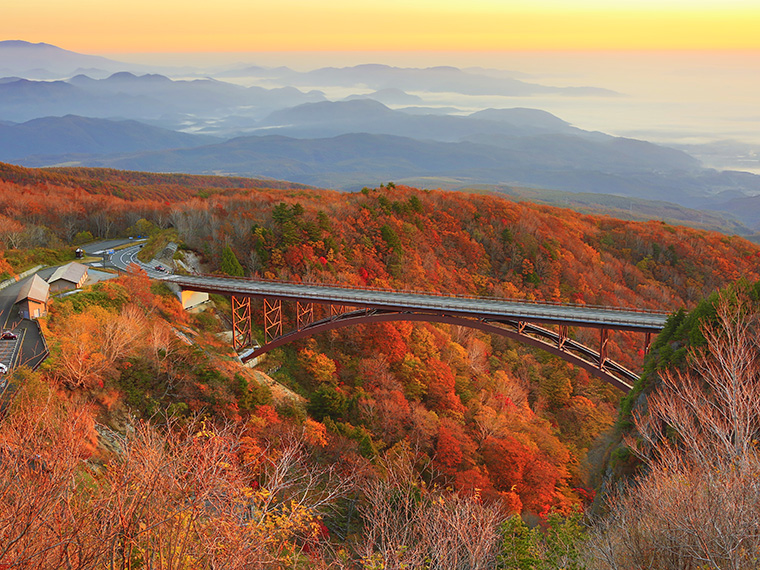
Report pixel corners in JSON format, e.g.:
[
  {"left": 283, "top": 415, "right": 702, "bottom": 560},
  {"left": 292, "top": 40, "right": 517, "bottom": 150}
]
[
  {"left": 15, "top": 274, "right": 50, "bottom": 304},
  {"left": 48, "top": 262, "right": 88, "bottom": 285}
]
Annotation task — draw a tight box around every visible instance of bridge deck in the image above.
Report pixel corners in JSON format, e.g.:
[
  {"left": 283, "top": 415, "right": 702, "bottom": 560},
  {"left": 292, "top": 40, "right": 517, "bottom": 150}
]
[{"left": 166, "top": 275, "right": 669, "bottom": 332}]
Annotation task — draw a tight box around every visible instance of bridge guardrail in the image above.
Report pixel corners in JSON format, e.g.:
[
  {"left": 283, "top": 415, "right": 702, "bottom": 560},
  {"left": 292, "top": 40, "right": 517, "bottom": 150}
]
[
  {"left": 166, "top": 273, "right": 673, "bottom": 318},
  {"left": 281, "top": 292, "right": 665, "bottom": 327}
]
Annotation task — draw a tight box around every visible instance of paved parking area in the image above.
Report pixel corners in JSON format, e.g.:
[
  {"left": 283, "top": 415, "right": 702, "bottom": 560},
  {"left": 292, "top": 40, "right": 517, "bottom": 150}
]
[{"left": 0, "top": 337, "right": 21, "bottom": 369}]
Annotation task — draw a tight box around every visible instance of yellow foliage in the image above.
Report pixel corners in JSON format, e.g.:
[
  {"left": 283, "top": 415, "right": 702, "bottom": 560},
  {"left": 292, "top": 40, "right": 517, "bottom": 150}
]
[{"left": 299, "top": 347, "right": 337, "bottom": 384}]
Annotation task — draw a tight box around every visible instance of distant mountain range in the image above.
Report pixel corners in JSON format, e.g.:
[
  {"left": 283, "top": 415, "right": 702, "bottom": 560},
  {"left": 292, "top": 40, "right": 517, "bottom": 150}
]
[
  {"left": 5, "top": 101, "right": 701, "bottom": 185},
  {"left": 27, "top": 129, "right": 736, "bottom": 204},
  {"left": 0, "top": 115, "right": 219, "bottom": 161},
  {"left": 0, "top": 40, "right": 126, "bottom": 78},
  {"left": 5, "top": 100, "right": 760, "bottom": 229},
  {"left": 254, "top": 100, "right": 592, "bottom": 141},
  {"left": 0, "top": 72, "right": 325, "bottom": 125},
  {"left": 2, "top": 40, "right": 760, "bottom": 233},
  {"left": 218, "top": 62, "right": 620, "bottom": 98}
]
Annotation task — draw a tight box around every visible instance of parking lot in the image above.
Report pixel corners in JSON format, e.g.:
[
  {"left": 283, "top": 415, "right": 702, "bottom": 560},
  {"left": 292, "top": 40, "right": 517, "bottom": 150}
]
[{"left": 0, "top": 333, "right": 22, "bottom": 385}]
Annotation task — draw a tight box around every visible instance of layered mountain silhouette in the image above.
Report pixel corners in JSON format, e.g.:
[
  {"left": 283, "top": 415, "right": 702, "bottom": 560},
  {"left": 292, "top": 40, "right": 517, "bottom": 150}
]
[
  {"left": 41, "top": 131, "right": 719, "bottom": 204},
  {"left": 5, "top": 96, "right": 754, "bottom": 214},
  {"left": 2, "top": 41, "right": 760, "bottom": 232},
  {"left": 0, "top": 73, "right": 325, "bottom": 124},
  {"left": 344, "top": 88, "right": 424, "bottom": 105},
  {"left": 0, "top": 40, "right": 125, "bottom": 78},
  {"left": 254, "top": 100, "right": 590, "bottom": 141},
  {"left": 218, "top": 63, "right": 620, "bottom": 97},
  {"left": 0, "top": 115, "right": 219, "bottom": 161}
]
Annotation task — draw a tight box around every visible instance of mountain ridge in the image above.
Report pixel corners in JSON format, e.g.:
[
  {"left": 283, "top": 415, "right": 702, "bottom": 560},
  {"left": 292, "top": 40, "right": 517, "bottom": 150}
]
[
  {"left": 35, "top": 130, "right": 718, "bottom": 205},
  {"left": 0, "top": 40, "right": 127, "bottom": 77},
  {"left": 0, "top": 115, "right": 220, "bottom": 161},
  {"left": 218, "top": 62, "right": 621, "bottom": 98}
]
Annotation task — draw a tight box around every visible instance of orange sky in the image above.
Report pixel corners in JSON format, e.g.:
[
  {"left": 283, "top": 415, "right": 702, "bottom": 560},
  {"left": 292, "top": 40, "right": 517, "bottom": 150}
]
[{"left": 3, "top": 0, "right": 760, "bottom": 53}]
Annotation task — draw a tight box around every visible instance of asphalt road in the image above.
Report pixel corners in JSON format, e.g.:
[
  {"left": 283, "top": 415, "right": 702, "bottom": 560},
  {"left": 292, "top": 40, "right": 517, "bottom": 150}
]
[
  {"left": 107, "top": 246, "right": 668, "bottom": 332},
  {"left": 83, "top": 238, "right": 142, "bottom": 256},
  {"left": 109, "top": 244, "right": 172, "bottom": 279}
]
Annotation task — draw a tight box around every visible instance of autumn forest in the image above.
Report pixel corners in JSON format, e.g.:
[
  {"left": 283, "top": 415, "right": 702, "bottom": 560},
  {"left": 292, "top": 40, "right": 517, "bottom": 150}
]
[{"left": 1, "top": 161, "right": 759, "bottom": 568}]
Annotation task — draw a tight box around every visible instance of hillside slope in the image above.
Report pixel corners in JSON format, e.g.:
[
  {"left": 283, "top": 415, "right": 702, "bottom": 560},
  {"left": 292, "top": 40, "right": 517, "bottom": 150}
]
[{"left": 1, "top": 164, "right": 758, "bottom": 519}]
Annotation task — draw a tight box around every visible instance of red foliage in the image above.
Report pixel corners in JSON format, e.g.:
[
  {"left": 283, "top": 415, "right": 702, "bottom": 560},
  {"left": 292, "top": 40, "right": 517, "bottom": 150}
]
[
  {"left": 425, "top": 358, "right": 465, "bottom": 414},
  {"left": 4, "top": 165, "right": 760, "bottom": 517},
  {"left": 255, "top": 405, "right": 281, "bottom": 426},
  {"left": 435, "top": 425, "right": 464, "bottom": 476},
  {"left": 481, "top": 436, "right": 531, "bottom": 492},
  {"left": 454, "top": 467, "right": 492, "bottom": 498},
  {"left": 520, "top": 456, "right": 563, "bottom": 516},
  {"left": 363, "top": 322, "right": 409, "bottom": 364}
]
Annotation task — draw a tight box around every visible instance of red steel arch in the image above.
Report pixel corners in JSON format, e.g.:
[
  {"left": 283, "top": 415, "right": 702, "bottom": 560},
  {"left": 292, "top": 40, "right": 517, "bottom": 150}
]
[{"left": 241, "top": 308, "right": 638, "bottom": 392}]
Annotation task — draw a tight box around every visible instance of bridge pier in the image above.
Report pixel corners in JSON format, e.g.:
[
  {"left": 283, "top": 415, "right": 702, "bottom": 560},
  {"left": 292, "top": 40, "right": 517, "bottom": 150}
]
[
  {"left": 264, "top": 299, "right": 282, "bottom": 343},
  {"left": 297, "top": 301, "right": 314, "bottom": 330},
  {"left": 558, "top": 325, "right": 568, "bottom": 351},
  {"left": 232, "top": 295, "right": 252, "bottom": 351},
  {"left": 599, "top": 328, "right": 609, "bottom": 370}
]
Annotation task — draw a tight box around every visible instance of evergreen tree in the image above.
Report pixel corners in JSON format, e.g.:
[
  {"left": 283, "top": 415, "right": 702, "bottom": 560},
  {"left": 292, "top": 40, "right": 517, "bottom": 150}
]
[{"left": 220, "top": 245, "right": 244, "bottom": 277}]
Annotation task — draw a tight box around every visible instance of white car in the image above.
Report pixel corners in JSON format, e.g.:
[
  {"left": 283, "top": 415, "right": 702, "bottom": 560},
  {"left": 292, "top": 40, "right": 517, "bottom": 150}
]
[{"left": 0, "top": 363, "right": 7, "bottom": 375}]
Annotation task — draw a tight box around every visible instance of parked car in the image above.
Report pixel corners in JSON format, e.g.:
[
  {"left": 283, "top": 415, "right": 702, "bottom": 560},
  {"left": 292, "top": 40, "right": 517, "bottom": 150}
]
[
  {"left": 0, "top": 363, "right": 7, "bottom": 375},
  {"left": 1, "top": 331, "right": 17, "bottom": 340}
]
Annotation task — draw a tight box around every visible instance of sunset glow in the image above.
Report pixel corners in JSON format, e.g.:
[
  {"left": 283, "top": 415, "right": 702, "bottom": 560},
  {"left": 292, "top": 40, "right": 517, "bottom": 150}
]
[{"left": 4, "top": 0, "right": 760, "bottom": 53}]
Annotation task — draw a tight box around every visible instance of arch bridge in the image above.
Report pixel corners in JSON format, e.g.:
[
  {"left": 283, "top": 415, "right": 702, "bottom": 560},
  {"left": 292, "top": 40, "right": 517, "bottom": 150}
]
[{"left": 166, "top": 275, "right": 669, "bottom": 393}]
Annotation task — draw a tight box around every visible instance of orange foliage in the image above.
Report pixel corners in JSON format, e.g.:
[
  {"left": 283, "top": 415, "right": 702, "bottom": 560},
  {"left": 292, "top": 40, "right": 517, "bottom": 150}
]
[
  {"left": 303, "top": 418, "right": 328, "bottom": 448},
  {"left": 4, "top": 164, "right": 760, "bottom": 517}
]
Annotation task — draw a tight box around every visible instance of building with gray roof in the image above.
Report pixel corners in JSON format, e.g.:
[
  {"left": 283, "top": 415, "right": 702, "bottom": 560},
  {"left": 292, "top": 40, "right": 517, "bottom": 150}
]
[
  {"left": 15, "top": 274, "right": 50, "bottom": 319},
  {"left": 48, "top": 262, "right": 88, "bottom": 293}
]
